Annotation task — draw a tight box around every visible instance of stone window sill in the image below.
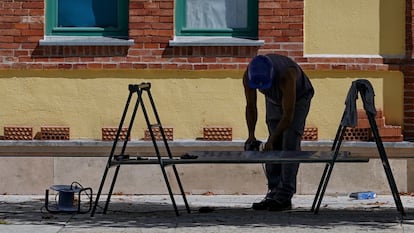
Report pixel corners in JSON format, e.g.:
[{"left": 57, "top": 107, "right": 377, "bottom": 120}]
[
  {"left": 169, "top": 36, "right": 265, "bottom": 47},
  {"left": 39, "top": 36, "right": 135, "bottom": 46}
]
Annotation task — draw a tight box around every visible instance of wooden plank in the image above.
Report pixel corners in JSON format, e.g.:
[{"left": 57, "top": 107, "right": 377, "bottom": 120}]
[{"left": 110, "top": 150, "right": 369, "bottom": 165}]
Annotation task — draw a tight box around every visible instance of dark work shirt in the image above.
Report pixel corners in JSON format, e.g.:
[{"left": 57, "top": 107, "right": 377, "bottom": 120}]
[{"left": 257, "top": 54, "right": 314, "bottom": 105}]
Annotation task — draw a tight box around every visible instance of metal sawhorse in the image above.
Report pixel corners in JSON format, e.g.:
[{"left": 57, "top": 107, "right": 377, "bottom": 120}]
[
  {"left": 311, "top": 79, "right": 405, "bottom": 216},
  {"left": 91, "top": 80, "right": 405, "bottom": 217},
  {"left": 90, "top": 82, "right": 190, "bottom": 217}
]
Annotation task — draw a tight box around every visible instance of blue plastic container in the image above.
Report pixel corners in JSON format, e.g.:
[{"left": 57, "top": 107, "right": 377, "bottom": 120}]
[{"left": 349, "top": 191, "right": 376, "bottom": 200}]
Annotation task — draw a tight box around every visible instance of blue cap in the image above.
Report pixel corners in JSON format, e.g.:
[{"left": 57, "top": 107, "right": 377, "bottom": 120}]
[{"left": 247, "top": 55, "right": 274, "bottom": 90}]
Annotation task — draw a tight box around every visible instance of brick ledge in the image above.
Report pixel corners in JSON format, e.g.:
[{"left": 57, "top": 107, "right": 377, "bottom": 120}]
[{"left": 0, "top": 140, "right": 414, "bottom": 158}]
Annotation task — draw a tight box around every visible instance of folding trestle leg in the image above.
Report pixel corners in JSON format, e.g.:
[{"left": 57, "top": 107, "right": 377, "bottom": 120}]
[
  {"left": 138, "top": 83, "right": 190, "bottom": 215},
  {"left": 91, "top": 84, "right": 138, "bottom": 217},
  {"left": 311, "top": 123, "right": 347, "bottom": 214},
  {"left": 312, "top": 79, "right": 405, "bottom": 216},
  {"left": 102, "top": 84, "right": 143, "bottom": 215},
  {"left": 366, "top": 111, "right": 405, "bottom": 216},
  {"left": 91, "top": 83, "right": 190, "bottom": 217},
  {"left": 359, "top": 81, "right": 405, "bottom": 216}
]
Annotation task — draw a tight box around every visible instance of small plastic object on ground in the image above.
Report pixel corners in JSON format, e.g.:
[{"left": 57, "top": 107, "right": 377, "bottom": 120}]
[{"left": 349, "top": 191, "right": 376, "bottom": 200}]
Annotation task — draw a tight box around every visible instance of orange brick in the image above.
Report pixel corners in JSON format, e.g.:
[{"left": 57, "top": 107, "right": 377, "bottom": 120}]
[
  {"left": 203, "top": 126, "right": 232, "bottom": 141},
  {"left": 376, "top": 108, "right": 383, "bottom": 118},
  {"left": 344, "top": 128, "right": 371, "bottom": 141},
  {"left": 357, "top": 108, "right": 383, "bottom": 119},
  {"left": 380, "top": 135, "right": 403, "bottom": 142},
  {"left": 144, "top": 126, "right": 173, "bottom": 141},
  {"left": 377, "top": 125, "right": 402, "bottom": 137},
  {"left": 302, "top": 127, "right": 318, "bottom": 141},
  {"left": 40, "top": 126, "right": 70, "bottom": 140},
  {"left": 3, "top": 126, "right": 33, "bottom": 140},
  {"left": 102, "top": 127, "right": 129, "bottom": 141},
  {"left": 357, "top": 106, "right": 385, "bottom": 129},
  {"left": 357, "top": 109, "right": 368, "bottom": 119},
  {"left": 375, "top": 117, "right": 386, "bottom": 128},
  {"left": 357, "top": 119, "right": 370, "bottom": 128}
]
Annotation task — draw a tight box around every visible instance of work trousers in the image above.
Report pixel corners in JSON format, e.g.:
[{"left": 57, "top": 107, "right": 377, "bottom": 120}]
[{"left": 264, "top": 95, "right": 312, "bottom": 201}]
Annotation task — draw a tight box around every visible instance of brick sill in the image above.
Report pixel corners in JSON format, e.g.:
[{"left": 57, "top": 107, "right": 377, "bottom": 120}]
[
  {"left": 169, "top": 36, "right": 265, "bottom": 47},
  {"left": 0, "top": 140, "right": 414, "bottom": 158},
  {"left": 39, "top": 36, "right": 135, "bottom": 46}
]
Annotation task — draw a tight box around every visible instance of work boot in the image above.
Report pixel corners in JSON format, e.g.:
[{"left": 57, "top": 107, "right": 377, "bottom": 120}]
[
  {"left": 253, "top": 189, "right": 278, "bottom": 210},
  {"left": 252, "top": 198, "right": 273, "bottom": 210},
  {"left": 267, "top": 199, "right": 292, "bottom": 211}
]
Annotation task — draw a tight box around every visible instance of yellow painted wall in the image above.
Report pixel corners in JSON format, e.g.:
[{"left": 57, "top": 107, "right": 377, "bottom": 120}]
[
  {"left": 306, "top": 70, "right": 403, "bottom": 139},
  {"left": 305, "top": 0, "right": 405, "bottom": 56},
  {"left": 0, "top": 70, "right": 403, "bottom": 141},
  {"left": 379, "top": 0, "right": 406, "bottom": 56}
]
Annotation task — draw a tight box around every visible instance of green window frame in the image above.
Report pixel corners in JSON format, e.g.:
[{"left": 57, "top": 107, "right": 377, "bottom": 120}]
[
  {"left": 175, "top": 0, "right": 258, "bottom": 38},
  {"left": 45, "top": 0, "right": 129, "bottom": 37}
]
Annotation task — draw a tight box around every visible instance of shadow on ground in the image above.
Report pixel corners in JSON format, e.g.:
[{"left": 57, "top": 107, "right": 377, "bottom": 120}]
[{"left": 0, "top": 197, "right": 413, "bottom": 231}]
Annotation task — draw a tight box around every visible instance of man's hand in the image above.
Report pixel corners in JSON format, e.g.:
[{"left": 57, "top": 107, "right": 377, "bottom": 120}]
[
  {"left": 244, "top": 138, "right": 262, "bottom": 151},
  {"left": 263, "top": 134, "right": 277, "bottom": 151}
]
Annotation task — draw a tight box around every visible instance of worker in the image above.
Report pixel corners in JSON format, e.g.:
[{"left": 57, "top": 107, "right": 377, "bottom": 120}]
[{"left": 243, "top": 54, "right": 314, "bottom": 211}]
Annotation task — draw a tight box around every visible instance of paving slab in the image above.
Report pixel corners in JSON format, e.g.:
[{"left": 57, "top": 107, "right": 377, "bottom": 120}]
[{"left": 0, "top": 194, "right": 414, "bottom": 233}]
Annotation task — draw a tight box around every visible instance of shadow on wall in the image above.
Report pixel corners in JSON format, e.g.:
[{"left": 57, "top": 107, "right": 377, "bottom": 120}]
[
  {"left": 405, "top": 0, "right": 413, "bottom": 57},
  {"left": 161, "top": 46, "right": 260, "bottom": 58},
  {"left": 31, "top": 45, "right": 129, "bottom": 58}
]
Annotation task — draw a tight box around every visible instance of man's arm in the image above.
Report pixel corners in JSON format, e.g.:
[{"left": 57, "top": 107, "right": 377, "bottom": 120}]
[
  {"left": 265, "top": 67, "right": 297, "bottom": 150},
  {"left": 243, "top": 71, "right": 258, "bottom": 142}
]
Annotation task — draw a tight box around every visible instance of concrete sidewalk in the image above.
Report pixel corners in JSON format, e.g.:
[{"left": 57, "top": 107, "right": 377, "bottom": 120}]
[{"left": 0, "top": 194, "right": 413, "bottom": 233}]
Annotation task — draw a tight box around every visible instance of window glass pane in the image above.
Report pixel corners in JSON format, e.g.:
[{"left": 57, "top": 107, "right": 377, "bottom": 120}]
[
  {"left": 58, "top": 0, "right": 118, "bottom": 28},
  {"left": 186, "top": 0, "right": 247, "bottom": 29}
]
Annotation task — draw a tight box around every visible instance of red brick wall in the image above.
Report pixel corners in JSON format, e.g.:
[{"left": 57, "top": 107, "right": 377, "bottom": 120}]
[
  {"left": 259, "top": 0, "right": 304, "bottom": 59},
  {"left": 0, "top": 0, "right": 44, "bottom": 68},
  {"left": 1, "top": 0, "right": 414, "bottom": 140},
  {"left": 0, "top": 0, "right": 399, "bottom": 70},
  {"left": 401, "top": 0, "right": 414, "bottom": 140}
]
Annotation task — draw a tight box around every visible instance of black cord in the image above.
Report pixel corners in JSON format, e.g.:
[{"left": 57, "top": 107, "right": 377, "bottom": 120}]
[{"left": 71, "top": 181, "right": 83, "bottom": 190}]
